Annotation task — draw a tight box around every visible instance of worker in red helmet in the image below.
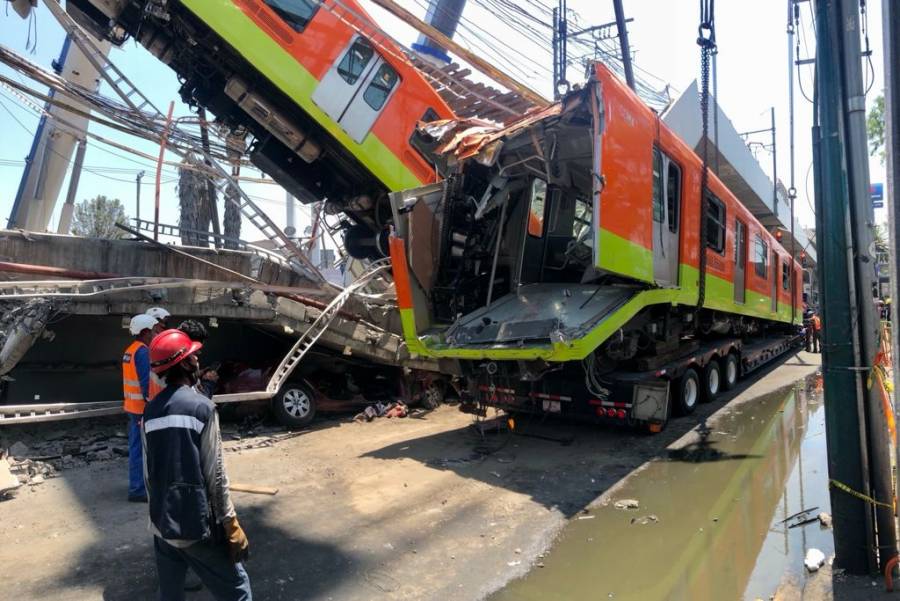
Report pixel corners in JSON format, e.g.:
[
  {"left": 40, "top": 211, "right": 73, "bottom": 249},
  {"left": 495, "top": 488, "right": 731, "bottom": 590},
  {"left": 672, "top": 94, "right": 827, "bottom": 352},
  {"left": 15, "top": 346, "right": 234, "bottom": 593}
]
[{"left": 143, "top": 329, "right": 251, "bottom": 600}]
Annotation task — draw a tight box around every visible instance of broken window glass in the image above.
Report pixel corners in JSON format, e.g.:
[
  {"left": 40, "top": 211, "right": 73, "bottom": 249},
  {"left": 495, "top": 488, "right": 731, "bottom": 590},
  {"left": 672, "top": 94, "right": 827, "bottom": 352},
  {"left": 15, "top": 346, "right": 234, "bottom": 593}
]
[{"left": 528, "top": 179, "right": 547, "bottom": 237}]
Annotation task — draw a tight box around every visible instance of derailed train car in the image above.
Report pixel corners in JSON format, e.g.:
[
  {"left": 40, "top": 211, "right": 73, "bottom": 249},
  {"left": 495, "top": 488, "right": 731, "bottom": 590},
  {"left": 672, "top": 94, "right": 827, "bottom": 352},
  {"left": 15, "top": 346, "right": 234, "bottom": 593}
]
[
  {"left": 67, "top": 0, "right": 454, "bottom": 258},
  {"left": 388, "top": 62, "right": 803, "bottom": 430}
]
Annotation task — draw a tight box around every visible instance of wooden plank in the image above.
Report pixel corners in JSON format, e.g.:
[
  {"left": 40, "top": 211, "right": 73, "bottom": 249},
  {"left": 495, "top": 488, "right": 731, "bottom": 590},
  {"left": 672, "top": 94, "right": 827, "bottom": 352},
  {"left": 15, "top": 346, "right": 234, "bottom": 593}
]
[{"left": 230, "top": 483, "right": 279, "bottom": 495}]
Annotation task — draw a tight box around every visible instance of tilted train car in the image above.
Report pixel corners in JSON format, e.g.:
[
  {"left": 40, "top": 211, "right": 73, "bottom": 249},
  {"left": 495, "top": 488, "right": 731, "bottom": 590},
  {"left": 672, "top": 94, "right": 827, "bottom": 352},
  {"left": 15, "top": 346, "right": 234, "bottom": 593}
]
[
  {"left": 68, "top": 0, "right": 454, "bottom": 257},
  {"left": 388, "top": 62, "right": 802, "bottom": 428}
]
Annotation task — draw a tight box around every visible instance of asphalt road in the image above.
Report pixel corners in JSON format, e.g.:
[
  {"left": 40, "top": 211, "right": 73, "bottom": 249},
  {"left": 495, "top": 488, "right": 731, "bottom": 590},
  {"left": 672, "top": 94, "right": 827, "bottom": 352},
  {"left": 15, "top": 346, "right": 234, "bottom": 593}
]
[{"left": 0, "top": 351, "right": 821, "bottom": 600}]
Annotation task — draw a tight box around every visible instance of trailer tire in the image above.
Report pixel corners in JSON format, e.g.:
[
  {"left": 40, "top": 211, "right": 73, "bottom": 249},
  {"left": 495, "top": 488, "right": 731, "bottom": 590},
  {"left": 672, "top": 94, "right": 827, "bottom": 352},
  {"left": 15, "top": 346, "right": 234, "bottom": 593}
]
[
  {"left": 701, "top": 359, "right": 722, "bottom": 403},
  {"left": 675, "top": 368, "right": 700, "bottom": 415},
  {"left": 722, "top": 353, "right": 739, "bottom": 391},
  {"left": 272, "top": 382, "right": 317, "bottom": 429}
]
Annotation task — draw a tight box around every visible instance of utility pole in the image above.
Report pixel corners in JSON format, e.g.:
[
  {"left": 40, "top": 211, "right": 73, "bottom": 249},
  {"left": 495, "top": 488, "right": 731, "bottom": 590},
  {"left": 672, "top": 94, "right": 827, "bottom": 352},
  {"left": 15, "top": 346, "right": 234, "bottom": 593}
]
[
  {"left": 612, "top": 0, "right": 635, "bottom": 91},
  {"left": 771, "top": 107, "right": 778, "bottom": 217},
  {"left": 815, "top": 0, "right": 895, "bottom": 573},
  {"left": 787, "top": 0, "right": 797, "bottom": 322},
  {"left": 837, "top": 0, "right": 897, "bottom": 571},
  {"left": 135, "top": 170, "right": 144, "bottom": 224},
  {"left": 884, "top": 0, "right": 900, "bottom": 515}
]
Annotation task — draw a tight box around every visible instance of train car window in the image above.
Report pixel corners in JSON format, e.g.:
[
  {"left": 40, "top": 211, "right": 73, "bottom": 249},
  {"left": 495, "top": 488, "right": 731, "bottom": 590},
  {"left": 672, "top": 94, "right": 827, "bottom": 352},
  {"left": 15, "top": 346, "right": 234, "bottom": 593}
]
[
  {"left": 337, "top": 39, "right": 375, "bottom": 85},
  {"left": 782, "top": 261, "right": 790, "bottom": 290},
  {"left": 409, "top": 108, "right": 440, "bottom": 164},
  {"left": 262, "top": 0, "right": 319, "bottom": 32},
  {"left": 705, "top": 194, "right": 726, "bottom": 253},
  {"left": 666, "top": 161, "right": 681, "bottom": 233},
  {"left": 754, "top": 235, "right": 768, "bottom": 278},
  {"left": 363, "top": 63, "right": 400, "bottom": 111},
  {"left": 652, "top": 149, "right": 664, "bottom": 223}
]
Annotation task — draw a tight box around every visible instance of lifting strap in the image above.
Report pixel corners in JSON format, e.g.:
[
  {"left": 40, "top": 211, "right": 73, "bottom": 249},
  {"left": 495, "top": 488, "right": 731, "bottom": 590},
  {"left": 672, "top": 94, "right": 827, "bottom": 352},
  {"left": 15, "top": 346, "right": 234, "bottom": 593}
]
[{"left": 697, "top": 0, "right": 717, "bottom": 308}]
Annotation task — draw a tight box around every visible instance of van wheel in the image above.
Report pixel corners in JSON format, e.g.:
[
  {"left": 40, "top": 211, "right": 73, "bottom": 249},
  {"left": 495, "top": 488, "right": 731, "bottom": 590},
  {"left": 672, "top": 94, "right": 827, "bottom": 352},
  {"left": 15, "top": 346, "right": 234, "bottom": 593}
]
[
  {"left": 272, "top": 382, "right": 317, "bottom": 429},
  {"left": 723, "top": 353, "right": 739, "bottom": 390},
  {"left": 675, "top": 368, "right": 700, "bottom": 415},
  {"left": 701, "top": 360, "right": 722, "bottom": 402}
]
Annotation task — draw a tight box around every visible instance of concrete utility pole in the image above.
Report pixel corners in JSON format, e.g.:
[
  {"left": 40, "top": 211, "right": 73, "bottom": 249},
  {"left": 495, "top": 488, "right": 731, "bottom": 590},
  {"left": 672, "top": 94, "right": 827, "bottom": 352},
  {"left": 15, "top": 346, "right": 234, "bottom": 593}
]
[
  {"left": 815, "top": 0, "right": 895, "bottom": 573},
  {"left": 135, "top": 171, "right": 144, "bottom": 223},
  {"left": 883, "top": 0, "right": 900, "bottom": 519},
  {"left": 56, "top": 138, "right": 86, "bottom": 234}
]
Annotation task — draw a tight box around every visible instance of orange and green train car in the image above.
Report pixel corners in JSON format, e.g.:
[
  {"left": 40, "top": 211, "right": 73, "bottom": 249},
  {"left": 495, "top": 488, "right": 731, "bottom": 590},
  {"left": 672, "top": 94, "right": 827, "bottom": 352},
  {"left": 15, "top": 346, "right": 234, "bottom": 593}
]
[
  {"left": 71, "top": 0, "right": 454, "bottom": 255},
  {"left": 388, "top": 62, "right": 802, "bottom": 424}
]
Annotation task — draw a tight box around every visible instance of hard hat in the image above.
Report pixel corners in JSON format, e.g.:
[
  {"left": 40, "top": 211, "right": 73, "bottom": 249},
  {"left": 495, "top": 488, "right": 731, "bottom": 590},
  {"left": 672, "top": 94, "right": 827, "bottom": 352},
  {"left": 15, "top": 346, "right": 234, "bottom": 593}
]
[
  {"left": 129, "top": 314, "right": 159, "bottom": 336},
  {"left": 149, "top": 329, "right": 203, "bottom": 374},
  {"left": 146, "top": 307, "right": 171, "bottom": 321}
]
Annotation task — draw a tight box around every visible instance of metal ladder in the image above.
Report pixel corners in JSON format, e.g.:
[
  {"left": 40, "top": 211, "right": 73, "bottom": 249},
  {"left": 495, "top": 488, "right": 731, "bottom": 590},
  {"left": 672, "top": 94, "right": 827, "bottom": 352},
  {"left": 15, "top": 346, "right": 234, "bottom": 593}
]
[
  {"left": 266, "top": 259, "right": 391, "bottom": 394},
  {"left": 0, "top": 401, "right": 122, "bottom": 425},
  {"left": 40, "top": 0, "right": 323, "bottom": 282}
]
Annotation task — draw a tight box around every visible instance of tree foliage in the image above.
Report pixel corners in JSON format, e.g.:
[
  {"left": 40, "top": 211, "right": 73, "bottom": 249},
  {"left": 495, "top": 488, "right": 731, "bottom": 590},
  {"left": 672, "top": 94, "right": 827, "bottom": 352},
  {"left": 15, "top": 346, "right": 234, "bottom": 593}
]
[
  {"left": 868, "top": 93, "right": 885, "bottom": 163},
  {"left": 71, "top": 195, "right": 128, "bottom": 239}
]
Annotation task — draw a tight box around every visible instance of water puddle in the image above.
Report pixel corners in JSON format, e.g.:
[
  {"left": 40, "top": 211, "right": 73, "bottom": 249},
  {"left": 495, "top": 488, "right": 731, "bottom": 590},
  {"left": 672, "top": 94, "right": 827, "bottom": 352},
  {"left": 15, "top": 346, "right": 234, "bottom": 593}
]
[{"left": 491, "top": 373, "right": 831, "bottom": 601}]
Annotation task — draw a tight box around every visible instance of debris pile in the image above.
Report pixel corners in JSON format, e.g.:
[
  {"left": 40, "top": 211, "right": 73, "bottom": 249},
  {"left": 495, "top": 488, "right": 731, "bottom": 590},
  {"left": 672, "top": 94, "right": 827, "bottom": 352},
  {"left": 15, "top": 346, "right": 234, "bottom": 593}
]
[
  {"left": 0, "top": 417, "right": 129, "bottom": 495},
  {"left": 353, "top": 401, "right": 409, "bottom": 422}
]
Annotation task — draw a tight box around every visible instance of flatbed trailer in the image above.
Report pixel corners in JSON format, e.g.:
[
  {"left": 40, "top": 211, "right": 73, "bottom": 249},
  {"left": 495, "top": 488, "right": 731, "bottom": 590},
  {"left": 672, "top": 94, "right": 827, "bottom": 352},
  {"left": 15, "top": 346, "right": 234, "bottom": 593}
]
[{"left": 460, "top": 333, "right": 804, "bottom": 432}]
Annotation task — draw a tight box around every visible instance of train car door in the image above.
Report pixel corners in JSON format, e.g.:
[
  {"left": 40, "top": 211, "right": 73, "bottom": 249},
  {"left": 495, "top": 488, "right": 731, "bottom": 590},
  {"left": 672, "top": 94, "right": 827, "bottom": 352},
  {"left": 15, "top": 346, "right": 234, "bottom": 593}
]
[
  {"left": 652, "top": 149, "right": 680, "bottom": 286},
  {"left": 312, "top": 37, "right": 400, "bottom": 143},
  {"left": 734, "top": 220, "right": 747, "bottom": 303},
  {"left": 771, "top": 249, "right": 778, "bottom": 313}
]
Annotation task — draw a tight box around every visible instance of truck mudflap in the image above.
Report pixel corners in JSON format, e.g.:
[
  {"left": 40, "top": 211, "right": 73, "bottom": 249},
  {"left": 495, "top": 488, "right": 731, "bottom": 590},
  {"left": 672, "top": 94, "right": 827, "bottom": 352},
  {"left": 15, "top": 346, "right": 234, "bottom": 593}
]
[{"left": 463, "top": 376, "right": 670, "bottom": 430}]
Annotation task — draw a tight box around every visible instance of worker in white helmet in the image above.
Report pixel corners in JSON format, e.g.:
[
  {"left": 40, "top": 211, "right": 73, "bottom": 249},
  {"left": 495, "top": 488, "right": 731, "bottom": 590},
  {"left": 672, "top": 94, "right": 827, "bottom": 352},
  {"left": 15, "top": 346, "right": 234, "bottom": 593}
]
[
  {"left": 122, "top": 314, "right": 159, "bottom": 502},
  {"left": 146, "top": 307, "right": 171, "bottom": 334}
]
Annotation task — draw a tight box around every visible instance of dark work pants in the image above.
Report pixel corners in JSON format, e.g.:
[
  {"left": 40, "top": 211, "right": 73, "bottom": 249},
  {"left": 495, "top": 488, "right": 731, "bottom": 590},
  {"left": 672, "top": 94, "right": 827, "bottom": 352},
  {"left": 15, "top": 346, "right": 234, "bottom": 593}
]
[
  {"left": 154, "top": 536, "right": 252, "bottom": 601},
  {"left": 812, "top": 330, "right": 821, "bottom": 353},
  {"left": 127, "top": 413, "right": 146, "bottom": 498}
]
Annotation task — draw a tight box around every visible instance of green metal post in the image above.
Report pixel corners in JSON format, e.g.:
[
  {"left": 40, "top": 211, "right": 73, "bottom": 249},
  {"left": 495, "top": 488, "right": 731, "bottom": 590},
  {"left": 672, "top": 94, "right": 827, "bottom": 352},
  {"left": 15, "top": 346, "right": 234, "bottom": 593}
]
[{"left": 814, "top": 0, "right": 877, "bottom": 574}]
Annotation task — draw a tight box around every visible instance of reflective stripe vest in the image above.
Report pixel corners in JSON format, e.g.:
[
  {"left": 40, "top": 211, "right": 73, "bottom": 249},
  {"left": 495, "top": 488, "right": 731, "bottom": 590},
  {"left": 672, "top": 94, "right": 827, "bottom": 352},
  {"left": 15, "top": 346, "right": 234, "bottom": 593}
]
[
  {"left": 812, "top": 315, "right": 822, "bottom": 331},
  {"left": 122, "top": 340, "right": 148, "bottom": 414}
]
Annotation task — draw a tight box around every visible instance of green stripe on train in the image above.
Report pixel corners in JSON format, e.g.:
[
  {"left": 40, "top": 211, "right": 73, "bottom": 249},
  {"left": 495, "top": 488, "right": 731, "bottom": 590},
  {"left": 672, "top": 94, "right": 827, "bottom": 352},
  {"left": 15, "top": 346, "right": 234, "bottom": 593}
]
[
  {"left": 400, "top": 257, "right": 800, "bottom": 362},
  {"left": 180, "top": 0, "right": 423, "bottom": 191}
]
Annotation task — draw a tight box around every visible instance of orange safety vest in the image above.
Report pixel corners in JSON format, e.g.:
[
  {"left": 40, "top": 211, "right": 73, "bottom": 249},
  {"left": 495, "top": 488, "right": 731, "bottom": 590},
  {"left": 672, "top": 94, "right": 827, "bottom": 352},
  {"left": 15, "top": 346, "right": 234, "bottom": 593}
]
[
  {"left": 149, "top": 372, "right": 164, "bottom": 401},
  {"left": 812, "top": 315, "right": 822, "bottom": 331},
  {"left": 122, "top": 340, "right": 152, "bottom": 414}
]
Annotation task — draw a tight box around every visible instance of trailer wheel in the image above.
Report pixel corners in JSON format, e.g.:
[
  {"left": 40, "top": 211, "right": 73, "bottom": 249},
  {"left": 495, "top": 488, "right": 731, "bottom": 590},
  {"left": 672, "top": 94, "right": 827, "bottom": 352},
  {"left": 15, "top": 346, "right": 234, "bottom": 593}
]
[
  {"left": 675, "top": 368, "right": 700, "bottom": 415},
  {"left": 722, "top": 353, "right": 739, "bottom": 391},
  {"left": 701, "top": 360, "right": 722, "bottom": 402},
  {"left": 272, "top": 382, "right": 317, "bottom": 429}
]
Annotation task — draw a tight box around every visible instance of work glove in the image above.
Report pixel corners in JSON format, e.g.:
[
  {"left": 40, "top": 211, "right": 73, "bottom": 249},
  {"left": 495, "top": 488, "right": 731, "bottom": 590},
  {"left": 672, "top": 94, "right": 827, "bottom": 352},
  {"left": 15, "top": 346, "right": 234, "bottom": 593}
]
[{"left": 222, "top": 516, "right": 250, "bottom": 563}]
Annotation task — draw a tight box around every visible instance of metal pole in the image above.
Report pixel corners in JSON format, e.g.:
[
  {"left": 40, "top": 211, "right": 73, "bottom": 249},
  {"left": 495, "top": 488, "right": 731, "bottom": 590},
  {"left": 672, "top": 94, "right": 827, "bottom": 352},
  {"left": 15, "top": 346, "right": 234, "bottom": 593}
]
[
  {"left": 135, "top": 171, "right": 144, "bottom": 223},
  {"left": 838, "top": 0, "right": 898, "bottom": 569},
  {"left": 815, "top": 0, "right": 877, "bottom": 573},
  {"left": 612, "top": 0, "right": 635, "bottom": 91},
  {"left": 56, "top": 137, "right": 86, "bottom": 234},
  {"left": 771, "top": 107, "right": 778, "bottom": 217},
  {"left": 884, "top": 0, "right": 900, "bottom": 520},
  {"left": 154, "top": 102, "right": 175, "bottom": 241},
  {"left": 787, "top": 0, "right": 797, "bottom": 322}
]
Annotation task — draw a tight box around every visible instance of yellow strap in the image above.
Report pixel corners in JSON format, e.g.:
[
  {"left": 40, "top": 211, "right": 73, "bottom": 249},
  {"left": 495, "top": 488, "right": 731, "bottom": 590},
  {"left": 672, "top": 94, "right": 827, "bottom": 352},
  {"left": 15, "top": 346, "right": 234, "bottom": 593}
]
[{"left": 829, "top": 479, "right": 894, "bottom": 510}]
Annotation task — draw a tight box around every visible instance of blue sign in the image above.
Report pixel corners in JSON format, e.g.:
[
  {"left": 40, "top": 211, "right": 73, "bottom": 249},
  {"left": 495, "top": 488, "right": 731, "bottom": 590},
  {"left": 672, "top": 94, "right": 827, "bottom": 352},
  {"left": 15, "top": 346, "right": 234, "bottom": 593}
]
[{"left": 872, "top": 182, "right": 884, "bottom": 208}]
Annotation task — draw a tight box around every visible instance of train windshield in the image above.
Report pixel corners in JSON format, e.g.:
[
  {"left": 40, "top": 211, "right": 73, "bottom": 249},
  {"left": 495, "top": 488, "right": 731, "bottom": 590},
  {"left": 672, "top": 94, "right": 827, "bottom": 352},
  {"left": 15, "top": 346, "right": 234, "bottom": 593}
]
[{"left": 263, "top": 0, "right": 319, "bottom": 32}]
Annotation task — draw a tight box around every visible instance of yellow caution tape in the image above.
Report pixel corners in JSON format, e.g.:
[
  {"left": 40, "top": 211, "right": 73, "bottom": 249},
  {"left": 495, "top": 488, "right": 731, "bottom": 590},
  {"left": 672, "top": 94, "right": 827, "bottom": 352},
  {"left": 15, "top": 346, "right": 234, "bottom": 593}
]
[{"left": 829, "top": 479, "right": 894, "bottom": 510}]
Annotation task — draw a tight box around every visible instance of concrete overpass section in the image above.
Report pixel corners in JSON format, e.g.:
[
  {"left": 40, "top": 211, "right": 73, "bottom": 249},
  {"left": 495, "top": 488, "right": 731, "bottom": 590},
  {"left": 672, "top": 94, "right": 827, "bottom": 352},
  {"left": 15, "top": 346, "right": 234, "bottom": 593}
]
[
  {"left": 662, "top": 82, "right": 816, "bottom": 275},
  {"left": 0, "top": 231, "right": 450, "bottom": 410}
]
